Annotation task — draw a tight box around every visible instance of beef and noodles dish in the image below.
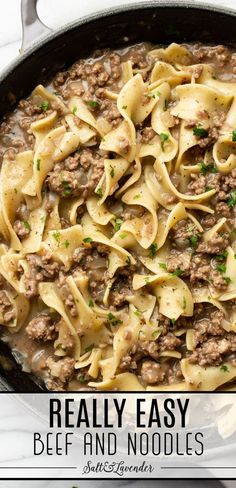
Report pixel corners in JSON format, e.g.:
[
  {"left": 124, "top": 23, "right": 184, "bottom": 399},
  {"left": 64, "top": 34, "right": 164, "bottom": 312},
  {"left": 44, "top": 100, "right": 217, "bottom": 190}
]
[{"left": 2, "top": 42, "right": 236, "bottom": 391}]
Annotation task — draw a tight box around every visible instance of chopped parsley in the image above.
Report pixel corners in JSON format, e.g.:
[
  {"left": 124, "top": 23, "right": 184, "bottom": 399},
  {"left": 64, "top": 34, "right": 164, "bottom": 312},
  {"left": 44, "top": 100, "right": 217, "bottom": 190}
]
[
  {"left": 223, "top": 276, "right": 231, "bottom": 284},
  {"left": 227, "top": 189, "right": 236, "bottom": 207},
  {"left": 83, "top": 237, "right": 93, "bottom": 243},
  {"left": 84, "top": 344, "right": 94, "bottom": 353},
  {"left": 108, "top": 312, "right": 123, "bottom": 326},
  {"left": 170, "top": 318, "right": 176, "bottom": 326},
  {"left": 159, "top": 262, "right": 167, "bottom": 270},
  {"left": 188, "top": 235, "right": 199, "bottom": 248},
  {"left": 52, "top": 231, "right": 61, "bottom": 242},
  {"left": 61, "top": 180, "right": 72, "bottom": 197},
  {"left": 183, "top": 296, "right": 187, "bottom": 309},
  {"left": 216, "top": 250, "right": 228, "bottom": 261},
  {"left": 114, "top": 218, "right": 123, "bottom": 232},
  {"left": 96, "top": 187, "right": 103, "bottom": 198},
  {"left": 193, "top": 125, "right": 208, "bottom": 138},
  {"left": 160, "top": 132, "right": 169, "bottom": 150},
  {"left": 36, "top": 159, "right": 41, "bottom": 171},
  {"left": 64, "top": 240, "right": 70, "bottom": 248},
  {"left": 110, "top": 165, "right": 115, "bottom": 178},
  {"left": 171, "top": 267, "right": 183, "bottom": 277},
  {"left": 72, "top": 106, "right": 77, "bottom": 115},
  {"left": 39, "top": 100, "right": 49, "bottom": 111},
  {"left": 198, "top": 162, "right": 218, "bottom": 175},
  {"left": 220, "top": 364, "right": 229, "bottom": 372},
  {"left": 133, "top": 194, "right": 141, "bottom": 200},
  {"left": 205, "top": 186, "right": 213, "bottom": 192},
  {"left": 134, "top": 308, "right": 142, "bottom": 317},
  {"left": 216, "top": 263, "right": 226, "bottom": 273},
  {"left": 148, "top": 243, "right": 158, "bottom": 258},
  {"left": 87, "top": 100, "right": 100, "bottom": 109},
  {"left": 126, "top": 256, "right": 131, "bottom": 266},
  {"left": 88, "top": 299, "right": 94, "bottom": 308},
  {"left": 122, "top": 105, "right": 127, "bottom": 109},
  {"left": 163, "top": 99, "right": 168, "bottom": 111},
  {"left": 119, "top": 232, "right": 127, "bottom": 239},
  {"left": 23, "top": 220, "right": 31, "bottom": 231},
  {"left": 232, "top": 130, "right": 236, "bottom": 142},
  {"left": 78, "top": 375, "right": 85, "bottom": 383}
]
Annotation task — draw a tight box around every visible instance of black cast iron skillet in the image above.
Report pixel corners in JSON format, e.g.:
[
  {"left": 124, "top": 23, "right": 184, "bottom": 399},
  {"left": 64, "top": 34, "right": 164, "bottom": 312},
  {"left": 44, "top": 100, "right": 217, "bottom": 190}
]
[{"left": 0, "top": 0, "right": 236, "bottom": 391}]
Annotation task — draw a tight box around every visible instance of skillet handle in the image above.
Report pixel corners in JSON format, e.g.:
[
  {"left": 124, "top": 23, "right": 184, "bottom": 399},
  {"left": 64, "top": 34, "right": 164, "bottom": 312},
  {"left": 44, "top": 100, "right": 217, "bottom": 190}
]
[{"left": 21, "top": 0, "right": 52, "bottom": 52}]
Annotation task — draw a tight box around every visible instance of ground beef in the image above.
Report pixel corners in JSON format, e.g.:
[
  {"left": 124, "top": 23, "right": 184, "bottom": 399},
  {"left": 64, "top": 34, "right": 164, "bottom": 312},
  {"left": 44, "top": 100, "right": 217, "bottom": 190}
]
[
  {"left": 57, "top": 274, "right": 77, "bottom": 317},
  {"left": 201, "top": 214, "right": 216, "bottom": 229},
  {"left": 194, "top": 310, "right": 225, "bottom": 345},
  {"left": 140, "top": 127, "right": 156, "bottom": 143},
  {"left": 188, "top": 333, "right": 236, "bottom": 366},
  {"left": 0, "top": 291, "right": 15, "bottom": 325},
  {"left": 190, "top": 254, "right": 210, "bottom": 283},
  {"left": 158, "top": 333, "right": 182, "bottom": 351},
  {"left": 23, "top": 253, "right": 60, "bottom": 299},
  {"left": 193, "top": 44, "right": 231, "bottom": 68},
  {"left": 120, "top": 332, "right": 181, "bottom": 372},
  {"left": 167, "top": 249, "right": 191, "bottom": 276},
  {"left": 13, "top": 220, "right": 30, "bottom": 239},
  {"left": 196, "top": 232, "right": 230, "bottom": 254},
  {"left": 140, "top": 360, "right": 165, "bottom": 385},
  {"left": 170, "top": 219, "right": 200, "bottom": 249},
  {"left": 46, "top": 356, "right": 75, "bottom": 390},
  {"left": 47, "top": 168, "right": 86, "bottom": 198},
  {"left": 26, "top": 314, "right": 56, "bottom": 342}
]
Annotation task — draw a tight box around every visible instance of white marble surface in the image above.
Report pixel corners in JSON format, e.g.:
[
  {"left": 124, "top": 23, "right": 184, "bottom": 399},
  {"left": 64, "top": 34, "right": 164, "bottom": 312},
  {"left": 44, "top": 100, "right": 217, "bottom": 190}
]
[{"left": 0, "top": 0, "right": 236, "bottom": 487}]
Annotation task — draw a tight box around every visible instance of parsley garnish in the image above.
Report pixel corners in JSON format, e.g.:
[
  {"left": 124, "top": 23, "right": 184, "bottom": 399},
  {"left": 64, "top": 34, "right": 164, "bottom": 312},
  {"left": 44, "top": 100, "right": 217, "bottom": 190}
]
[
  {"left": 52, "top": 231, "right": 61, "bottom": 242},
  {"left": 108, "top": 312, "right": 123, "bottom": 326},
  {"left": 83, "top": 237, "right": 93, "bottom": 243},
  {"left": 223, "top": 276, "right": 231, "bottom": 284},
  {"left": 227, "top": 190, "right": 236, "bottom": 207},
  {"left": 96, "top": 187, "right": 103, "bottom": 198},
  {"left": 183, "top": 296, "right": 186, "bottom": 309},
  {"left": 64, "top": 240, "right": 70, "bottom": 248},
  {"left": 126, "top": 256, "right": 131, "bottom": 266},
  {"left": 133, "top": 194, "right": 141, "bottom": 200},
  {"left": 220, "top": 364, "right": 229, "bottom": 372},
  {"left": 88, "top": 299, "right": 94, "bottom": 308},
  {"left": 110, "top": 166, "right": 115, "bottom": 178},
  {"left": 159, "top": 262, "right": 167, "bottom": 270},
  {"left": 36, "top": 159, "right": 41, "bottom": 171},
  {"left": 216, "top": 263, "right": 226, "bottom": 273},
  {"left": 120, "top": 233, "right": 127, "bottom": 239},
  {"left": 61, "top": 180, "right": 72, "bottom": 197},
  {"left": 23, "top": 220, "right": 31, "bottom": 231},
  {"left": 232, "top": 130, "right": 236, "bottom": 142},
  {"left": 87, "top": 100, "right": 99, "bottom": 109},
  {"left": 39, "top": 100, "right": 49, "bottom": 111},
  {"left": 216, "top": 250, "right": 228, "bottom": 261},
  {"left": 114, "top": 218, "right": 123, "bottom": 231},
  {"left": 205, "top": 186, "right": 213, "bottom": 192},
  {"left": 122, "top": 105, "right": 127, "bottom": 109},
  {"left": 193, "top": 125, "right": 208, "bottom": 138},
  {"left": 198, "top": 162, "right": 218, "bottom": 175},
  {"left": 72, "top": 106, "right": 77, "bottom": 115},
  {"left": 148, "top": 243, "right": 158, "bottom": 258},
  {"left": 189, "top": 235, "right": 199, "bottom": 248},
  {"left": 170, "top": 318, "right": 176, "bottom": 326},
  {"left": 78, "top": 375, "right": 85, "bottom": 383},
  {"left": 171, "top": 267, "right": 183, "bottom": 276},
  {"left": 160, "top": 132, "right": 169, "bottom": 150}
]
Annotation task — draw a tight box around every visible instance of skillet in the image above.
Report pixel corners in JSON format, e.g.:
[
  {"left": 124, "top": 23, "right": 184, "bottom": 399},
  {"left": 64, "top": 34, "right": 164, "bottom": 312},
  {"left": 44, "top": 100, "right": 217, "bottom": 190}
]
[{"left": 1, "top": 0, "right": 236, "bottom": 391}]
